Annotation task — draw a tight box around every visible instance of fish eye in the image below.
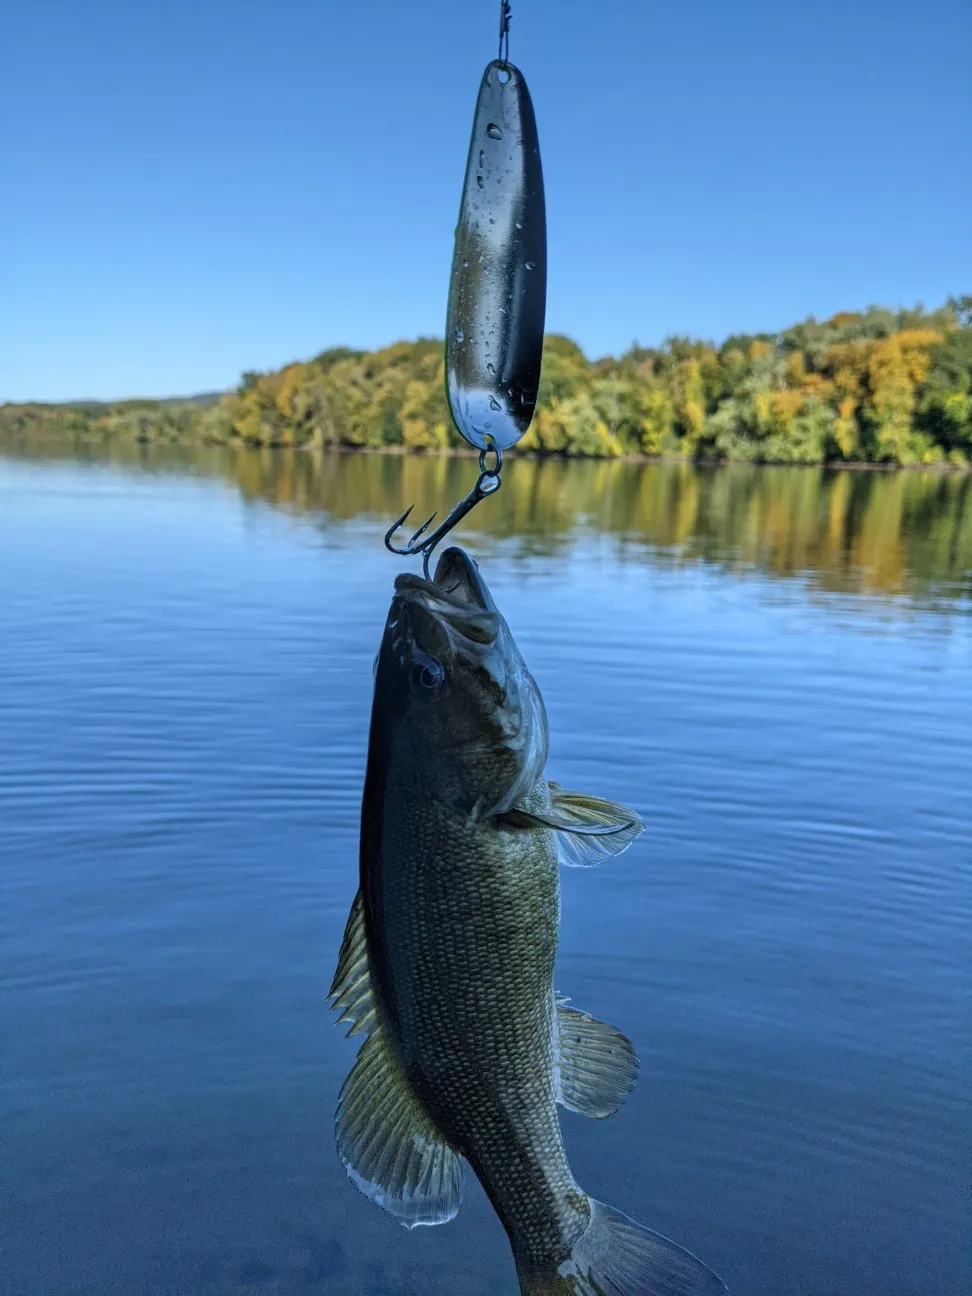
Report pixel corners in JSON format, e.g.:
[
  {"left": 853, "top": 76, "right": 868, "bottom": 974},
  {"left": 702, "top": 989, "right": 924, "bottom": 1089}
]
[{"left": 412, "top": 654, "right": 445, "bottom": 694}]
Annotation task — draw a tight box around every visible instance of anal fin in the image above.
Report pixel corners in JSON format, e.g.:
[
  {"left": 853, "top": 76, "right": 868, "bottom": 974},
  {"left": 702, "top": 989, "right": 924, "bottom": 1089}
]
[{"left": 555, "top": 997, "right": 638, "bottom": 1119}]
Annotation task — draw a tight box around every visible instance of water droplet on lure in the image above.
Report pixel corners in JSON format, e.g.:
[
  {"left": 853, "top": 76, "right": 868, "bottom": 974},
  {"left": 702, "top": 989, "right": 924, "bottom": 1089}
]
[
  {"left": 486, "top": 123, "right": 503, "bottom": 140},
  {"left": 487, "top": 362, "right": 496, "bottom": 375},
  {"left": 525, "top": 260, "right": 535, "bottom": 270},
  {"left": 479, "top": 150, "right": 486, "bottom": 168},
  {"left": 514, "top": 220, "right": 523, "bottom": 229},
  {"left": 476, "top": 175, "right": 484, "bottom": 189},
  {"left": 462, "top": 259, "right": 469, "bottom": 268},
  {"left": 454, "top": 328, "right": 465, "bottom": 343},
  {"left": 484, "top": 421, "right": 492, "bottom": 429},
  {"left": 489, "top": 396, "right": 501, "bottom": 411}
]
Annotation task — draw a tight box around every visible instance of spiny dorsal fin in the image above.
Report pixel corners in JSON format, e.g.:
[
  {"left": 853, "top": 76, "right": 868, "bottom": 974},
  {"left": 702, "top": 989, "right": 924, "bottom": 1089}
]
[
  {"left": 336, "top": 1027, "right": 463, "bottom": 1229},
  {"left": 555, "top": 996, "right": 639, "bottom": 1119},
  {"left": 328, "top": 890, "right": 377, "bottom": 1038},
  {"left": 509, "top": 784, "right": 645, "bottom": 868}
]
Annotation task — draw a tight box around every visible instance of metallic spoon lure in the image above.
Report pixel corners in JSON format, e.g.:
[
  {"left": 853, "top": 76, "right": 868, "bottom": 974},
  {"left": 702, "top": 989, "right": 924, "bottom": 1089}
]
[
  {"left": 444, "top": 58, "right": 547, "bottom": 452},
  {"left": 385, "top": 24, "right": 547, "bottom": 574}
]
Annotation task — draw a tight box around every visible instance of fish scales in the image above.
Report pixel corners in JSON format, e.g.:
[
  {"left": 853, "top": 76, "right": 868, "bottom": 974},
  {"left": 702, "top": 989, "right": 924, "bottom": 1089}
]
[
  {"left": 330, "top": 546, "right": 729, "bottom": 1296},
  {"left": 371, "top": 775, "right": 588, "bottom": 1263}
]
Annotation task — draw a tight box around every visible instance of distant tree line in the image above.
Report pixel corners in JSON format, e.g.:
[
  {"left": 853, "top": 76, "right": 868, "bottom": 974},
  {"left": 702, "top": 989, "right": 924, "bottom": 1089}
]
[{"left": 4, "top": 298, "right": 971, "bottom": 467}]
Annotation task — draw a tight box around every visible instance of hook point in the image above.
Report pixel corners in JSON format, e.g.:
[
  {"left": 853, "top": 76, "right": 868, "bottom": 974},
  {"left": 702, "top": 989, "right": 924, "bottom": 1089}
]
[{"left": 409, "top": 511, "right": 437, "bottom": 546}]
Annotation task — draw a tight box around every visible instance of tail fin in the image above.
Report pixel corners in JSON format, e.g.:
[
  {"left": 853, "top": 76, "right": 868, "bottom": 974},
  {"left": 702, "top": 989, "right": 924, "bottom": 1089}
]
[{"left": 519, "top": 1197, "right": 728, "bottom": 1296}]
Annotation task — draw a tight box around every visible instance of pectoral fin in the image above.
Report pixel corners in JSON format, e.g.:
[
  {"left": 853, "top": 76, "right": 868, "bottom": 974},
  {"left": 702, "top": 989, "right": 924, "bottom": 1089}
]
[
  {"left": 555, "top": 997, "right": 639, "bottom": 1119},
  {"left": 509, "top": 783, "right": 645, "bottom": 867},
  {"left": 329, "top": 891, "right": 463, "bottom": 1228}
]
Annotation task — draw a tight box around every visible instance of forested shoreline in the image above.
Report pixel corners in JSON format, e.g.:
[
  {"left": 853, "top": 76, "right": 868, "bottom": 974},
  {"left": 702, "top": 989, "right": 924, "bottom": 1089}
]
[{"left": 4, "top": 299, "right": 971, "bottom": 468}]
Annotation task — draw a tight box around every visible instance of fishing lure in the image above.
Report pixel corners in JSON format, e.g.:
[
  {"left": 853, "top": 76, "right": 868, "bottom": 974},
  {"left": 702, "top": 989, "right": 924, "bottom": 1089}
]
[{"left": 386, "top": 2, "right": 546, "bottom": 576}]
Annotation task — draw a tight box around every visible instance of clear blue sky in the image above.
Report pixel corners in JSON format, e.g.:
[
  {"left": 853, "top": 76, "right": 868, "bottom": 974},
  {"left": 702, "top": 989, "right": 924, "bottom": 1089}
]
[{"left": 3, "top": 0, "right": 970, "bottom": 402}]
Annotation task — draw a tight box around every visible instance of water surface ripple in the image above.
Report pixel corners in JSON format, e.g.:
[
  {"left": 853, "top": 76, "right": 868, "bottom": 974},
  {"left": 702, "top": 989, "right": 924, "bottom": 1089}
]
[{"left": 1, "top": 448, "right": 969, "bottom": 1296}]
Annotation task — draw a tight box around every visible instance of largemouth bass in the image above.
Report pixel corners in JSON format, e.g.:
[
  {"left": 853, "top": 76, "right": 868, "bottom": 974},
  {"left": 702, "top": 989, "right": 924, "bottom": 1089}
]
[{"left": 330, "top": 546, "right": 727, "bottom": 1295}]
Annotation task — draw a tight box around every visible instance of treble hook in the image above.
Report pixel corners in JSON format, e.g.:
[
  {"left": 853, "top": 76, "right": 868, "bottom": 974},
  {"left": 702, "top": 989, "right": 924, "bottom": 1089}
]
[{"left": 384, "top": 443, "right": 504, "bottom": 581}]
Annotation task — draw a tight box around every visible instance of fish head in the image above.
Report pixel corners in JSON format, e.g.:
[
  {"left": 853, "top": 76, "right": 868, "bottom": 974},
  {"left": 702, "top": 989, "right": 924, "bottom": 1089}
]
[{"left": 373, "top": 546, "right": 548, "bottom": 817}]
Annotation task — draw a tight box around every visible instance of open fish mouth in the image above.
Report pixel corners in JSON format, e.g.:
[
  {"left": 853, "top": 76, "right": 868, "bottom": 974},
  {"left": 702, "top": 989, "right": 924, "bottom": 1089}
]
[
  {"left": 393, "top": 547, "right": 500, "bottom": 649},
  {"left": 386, "top": 544, "right": 547, "bottom": 813},
  {"left": 430, "top": 546, "right": 495, "bottom": 611}
]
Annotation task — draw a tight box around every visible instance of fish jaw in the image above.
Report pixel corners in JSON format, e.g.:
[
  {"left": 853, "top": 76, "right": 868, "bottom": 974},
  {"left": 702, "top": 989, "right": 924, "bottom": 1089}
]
[{"left": 373, "top": 547, "right": 549, "bottom": 820}]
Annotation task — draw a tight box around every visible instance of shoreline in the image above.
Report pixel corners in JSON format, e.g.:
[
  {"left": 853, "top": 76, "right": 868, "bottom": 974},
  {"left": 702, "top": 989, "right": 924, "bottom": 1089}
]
[{"left": 1, "top": 431, "right": 968, "bottom": 474}]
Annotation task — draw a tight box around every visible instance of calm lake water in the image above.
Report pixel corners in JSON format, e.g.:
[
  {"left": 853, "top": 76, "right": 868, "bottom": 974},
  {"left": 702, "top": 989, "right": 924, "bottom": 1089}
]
[{"left": 1, "top": 443, "right": 969, "bottom": 1296}]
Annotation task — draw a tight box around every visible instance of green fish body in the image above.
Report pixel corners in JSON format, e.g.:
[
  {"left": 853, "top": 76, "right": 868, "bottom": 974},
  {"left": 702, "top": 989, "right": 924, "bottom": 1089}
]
[{"left": 330, "top": 547, "right": 727, "bottom": 1295}]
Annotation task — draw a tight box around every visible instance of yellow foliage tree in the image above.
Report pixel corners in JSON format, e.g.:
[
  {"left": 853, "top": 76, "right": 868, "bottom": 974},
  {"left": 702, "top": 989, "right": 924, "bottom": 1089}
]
[{"left": 866, "top": 329, "right": 942, "bottom": 463}]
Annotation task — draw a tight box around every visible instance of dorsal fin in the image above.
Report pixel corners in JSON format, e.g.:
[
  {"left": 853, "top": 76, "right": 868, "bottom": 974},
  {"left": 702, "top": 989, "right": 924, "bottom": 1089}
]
[
  {"left": 328, "top": 890, "right": 377, "bottom": 1038},
  {"left": 329, "top": 891, "right": 464, "bottom": 1228},
  {"left": 336, "top": 1027, "right": 464, "bottom": 1228}
]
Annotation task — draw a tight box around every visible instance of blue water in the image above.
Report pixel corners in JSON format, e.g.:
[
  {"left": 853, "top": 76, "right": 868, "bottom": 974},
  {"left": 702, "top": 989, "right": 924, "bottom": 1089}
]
[{"left": 1, "top": 449, "right": 969, "bottom": 1296}]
